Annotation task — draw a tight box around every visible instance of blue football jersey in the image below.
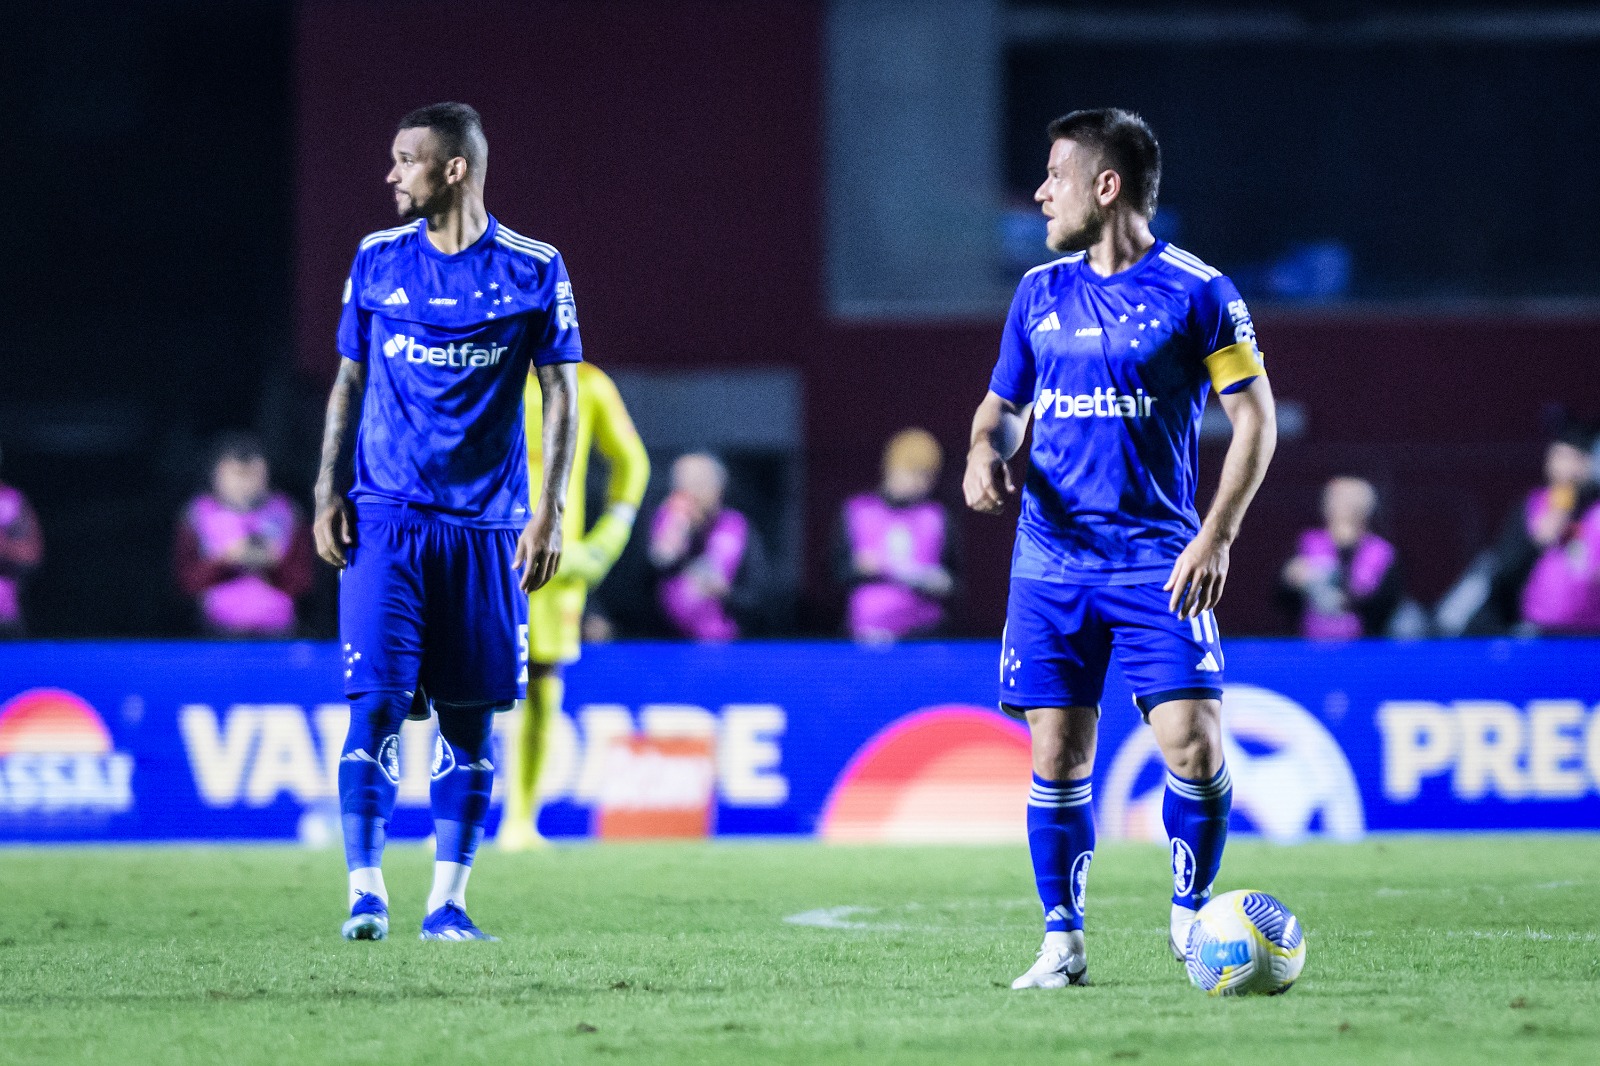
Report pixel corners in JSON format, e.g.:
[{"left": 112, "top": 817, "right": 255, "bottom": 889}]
[
  {"left": 336, "top": 216, "right": 582, "bottom": 527},
  {"left": 988, "top": 241, "right": 1264, "bottom": 584}
]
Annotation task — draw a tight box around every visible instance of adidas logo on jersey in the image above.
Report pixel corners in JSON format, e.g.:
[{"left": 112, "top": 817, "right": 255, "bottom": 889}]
[
  {"left": 1033, "top": 311, "right": 1061, "bottom": 334},
  {"left": 1035, "top": 386, "right": 1156, "bottom": 420},
  {"left": 383, "top": 287, "right": 409, "bottom": 306}
]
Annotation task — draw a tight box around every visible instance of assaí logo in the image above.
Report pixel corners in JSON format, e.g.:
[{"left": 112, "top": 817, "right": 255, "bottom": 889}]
[
  {"left": 0, "top": 688, "right": 134, "bottom": 815},
  {"left": 382, "top": 331, "right": 507, "bottom": 369},
  {"left": 1035, "top": 386, "right": 1156, "bottom": 420}
]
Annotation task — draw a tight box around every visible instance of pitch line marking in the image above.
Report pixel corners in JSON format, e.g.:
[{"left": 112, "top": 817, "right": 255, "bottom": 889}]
[
  {"left": 1374, "top": 880, "right": 1586, "bottom": 898},
  {"left": 783, "top": 906, "right": 888, "bottom": 930},
  {"left": 1447, "top": 929, "right": 1599, "bottom": 943}
]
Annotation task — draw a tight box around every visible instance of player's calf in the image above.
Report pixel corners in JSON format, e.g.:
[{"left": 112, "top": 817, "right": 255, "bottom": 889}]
[
  {"left": 1015, "top": 770, "right": 1095, "bottom": 989},
  {"left": 423, "top": 703, "right": 500, "bottom": 940},
  {"left": 337, "top": 691, "right": 407, "bottom": 939}
]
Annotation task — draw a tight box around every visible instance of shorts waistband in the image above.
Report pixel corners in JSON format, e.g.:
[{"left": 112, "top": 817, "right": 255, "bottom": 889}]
[
  {"left": 353, "top": 500, "right": 445, "bottom": 521},
  {"left": 349, "top": 499, "right": 526, "bottom": 530}
]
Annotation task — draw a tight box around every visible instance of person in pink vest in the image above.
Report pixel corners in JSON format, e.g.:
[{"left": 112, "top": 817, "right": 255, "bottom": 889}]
[
  {"left": 835, "top": 428, "right": 957, "bottom": 643},
  {"left": 1471, "top": 422, "right": 1600, "bottom": 635},
  {"left": 0, "top": 445, "right": 43, "bottom": 638},
  {"left": 174, "top": 433, "right": 314, "bottom": 638},
  {"left": 1277, "top": 476, "right": 1401, "bottom": 639},
  {"left": 649, "top": 452, "right": 768, "bottom": 641}
]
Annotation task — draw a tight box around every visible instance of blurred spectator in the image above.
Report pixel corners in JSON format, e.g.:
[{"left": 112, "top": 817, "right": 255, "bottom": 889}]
[
  {"left": 834, "top": 428, "right": 956, "bottom": 644},
  {"left": 1277, "top": 477, "right": 1402, "bottom": 640},
  {"left": 0, "top": 445, "right": 43, "bottom": 638},
  {"left": 649, "top": 452, "right": 770, "bottom": 641},
  {"left": 174, "top": 433, "right": 313, "bottom": 638},
  {"left": 1465, "top": 422, "right": 1600, "bottom": 635}
]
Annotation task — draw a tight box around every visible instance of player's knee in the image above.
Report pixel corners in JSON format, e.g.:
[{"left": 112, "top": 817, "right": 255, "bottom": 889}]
[
  {"left": 1026, "top": 708, "right": 1097, "bottom": 779},
  {"left": 346, "top": 690, "right": 410, "bottom": 747},
  {"left": 434, "top": 701, "right": 502, "bottom": 760},
  {"left": 1150, "top": 700, "right": 1224, "bottom": 779},
  {"left": 1167, "top": 738, "right": 1223, "bottom": 780}
]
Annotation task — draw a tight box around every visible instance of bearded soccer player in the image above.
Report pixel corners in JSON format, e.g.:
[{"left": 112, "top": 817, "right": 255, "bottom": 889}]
[
  {"left": 964, "top": 109, "right": 1276, "bottom": 988},
  {"left": 313, "top": 102, "right": 579, "bottom": 942},
  {"left": 497, "top": 361, "right": 649, "bottom": 850}
]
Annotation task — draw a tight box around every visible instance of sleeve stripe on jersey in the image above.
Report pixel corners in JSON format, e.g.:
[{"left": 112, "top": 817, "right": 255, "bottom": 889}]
[
  {"left": 359, "top": 220, "right": 422, "bottom": 249},
  {"left": 1204, "top": 341, "right": 1266, "bottom": 393},
  {"left": 497, "top": 228, "right": 556, "bottom": 256},
  {"left": 494, "top": 234, "right": 554, "bottom": 263},
  {"left": 1023, "top": 251, "right": 1085, "bottom": 277},
  {"left": 497, "top": 224, "right": 557, "bottom": 256},
  {"left": 1162, "top": 244, "right": 1221, "bottom": 277},
  {"left": 1159, "top": 248, "right": 1219, "bottom": 282},
  {"left": 495, "top": 229, "right": 556, "bottom": 262}
]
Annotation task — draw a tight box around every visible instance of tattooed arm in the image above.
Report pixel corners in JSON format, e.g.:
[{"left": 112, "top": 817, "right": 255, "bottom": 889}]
[{"left": 312, "top": 357, "right": 369, "bottom": 568}]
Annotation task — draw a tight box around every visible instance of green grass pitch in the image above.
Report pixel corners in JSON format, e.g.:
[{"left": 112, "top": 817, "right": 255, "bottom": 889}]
[{"left": 1, "top": 836, "right": 1596, "bottom": 1064}]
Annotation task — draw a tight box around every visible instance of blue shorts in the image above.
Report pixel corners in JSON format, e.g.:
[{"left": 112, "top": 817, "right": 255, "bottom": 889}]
[
  {"left": 339, "top": 502, "right": 528, "bottom": 704},
  {"left": 1000, "top": 577, "right": 1223, "bottom": 718}
]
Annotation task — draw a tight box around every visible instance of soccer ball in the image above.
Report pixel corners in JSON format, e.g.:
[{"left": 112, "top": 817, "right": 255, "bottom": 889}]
[{"left": 1183, "top": 889, "right": 1306, "bottom": 996}]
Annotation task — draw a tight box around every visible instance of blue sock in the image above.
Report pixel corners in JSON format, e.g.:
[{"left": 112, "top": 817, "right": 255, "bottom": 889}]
[
  {"left": 1027, "top": 773, "right": 1095, "bottom": 933},
  {"left": 1163, "top": 764, "right": 1232, "bottom": 909},
  {"left": 431, "top": 706, "right": 497, "bottom": 867},
  {"left": 338, "top": 691, "right": 408, "bottom": 872}
]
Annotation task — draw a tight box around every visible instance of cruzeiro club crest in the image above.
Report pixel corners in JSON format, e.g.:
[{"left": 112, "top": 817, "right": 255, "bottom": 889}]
[
  {"left": 1102, "top": 684, "right": 1365, "bottom": 842},
  {"left": 1069, "top": 850, "right": 1093, "bottom": 916}
]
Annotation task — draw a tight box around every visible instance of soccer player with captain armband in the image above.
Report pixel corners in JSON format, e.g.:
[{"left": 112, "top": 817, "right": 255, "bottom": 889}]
[{"left": 965, "top": 108, "right": 1276, "bottom": 990}]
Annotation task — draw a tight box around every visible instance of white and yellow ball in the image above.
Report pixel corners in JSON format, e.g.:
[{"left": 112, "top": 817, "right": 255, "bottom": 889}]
[{"left": 1183, "top": 889, "right": 1306, "bottom": 996}]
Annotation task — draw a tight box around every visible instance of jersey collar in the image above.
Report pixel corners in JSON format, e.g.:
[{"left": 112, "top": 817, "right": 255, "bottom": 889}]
[
  {"left": 414, "top": 214, "right": 499, "bottom": 262},
  {"left": 1076, "top": 239, "right": 1165, "bottom": 286}
]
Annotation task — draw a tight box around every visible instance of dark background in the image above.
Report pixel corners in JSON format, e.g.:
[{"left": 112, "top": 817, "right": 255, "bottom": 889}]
[
  {"left": 0, "top": 0, "right": 294, "bottom": 636},
  {"left": 3, "top": 0, "right": 1597, "bottom": 639},
  {"left": 1006, "top": 36, "right": 1600, "bottom": 301}
]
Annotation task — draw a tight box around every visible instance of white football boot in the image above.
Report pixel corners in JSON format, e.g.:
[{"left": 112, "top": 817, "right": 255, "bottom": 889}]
[
  {"left": 1011, "top": 930, "right": 1090, "bottom": 989},
  {"left": 1169, "top": 904, "right": 1198, "bottom": 961}
]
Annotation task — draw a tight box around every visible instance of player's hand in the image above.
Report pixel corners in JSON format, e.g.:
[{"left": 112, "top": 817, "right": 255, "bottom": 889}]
[
  {"left": 964, "top": 443, "right": 1016, "bottom": 515},
  {"left": 515, "top": 508, "right": 563, "bottom": 593},
  {"left": 1165, "top": 527, "right": 1230, "bottom": 620},
  {"left": 313, "top": 498, "right": 357, "bottom": 568}
]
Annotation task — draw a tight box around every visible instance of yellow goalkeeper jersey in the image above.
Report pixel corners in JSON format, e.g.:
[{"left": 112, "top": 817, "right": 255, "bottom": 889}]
[{"left": 524, "top": 361, "right": 650, "bottom": 577}]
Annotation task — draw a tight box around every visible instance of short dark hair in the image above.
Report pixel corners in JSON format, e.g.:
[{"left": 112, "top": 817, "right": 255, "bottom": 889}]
[
  {"left": 1046, "top": 108, "right": 1161, "bottom": 217},
  {"left": 397, "top": 102, "right": 488, "bottom": 177}
]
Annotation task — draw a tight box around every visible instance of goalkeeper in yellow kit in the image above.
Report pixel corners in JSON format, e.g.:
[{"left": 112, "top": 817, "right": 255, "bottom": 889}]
[{"left": 498, "top": 361, "right": 649, "bottom": 850}]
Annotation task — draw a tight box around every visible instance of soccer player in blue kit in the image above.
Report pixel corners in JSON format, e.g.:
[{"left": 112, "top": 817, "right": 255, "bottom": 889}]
[
  {"left": 313, "top": 103, "right": 579, "bottom": 942},
  {"left": 964, "top": 110, "right": 1277, "bottom": 987}
]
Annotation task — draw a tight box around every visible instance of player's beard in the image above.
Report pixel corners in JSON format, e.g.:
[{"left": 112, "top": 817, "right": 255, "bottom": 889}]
[
  {"left": 1049, "top": 201, "right": 1105, "bottom": 253},
  {"left": 396, "top": 190, "right": 429, "bottom": 220},
  {"left": 396, "top": 181, "right": 446, "bottom": 221}
]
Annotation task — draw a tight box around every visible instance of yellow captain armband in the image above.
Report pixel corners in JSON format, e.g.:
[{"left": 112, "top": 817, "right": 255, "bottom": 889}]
[{"left": 1204, "top": 341, "right": 1266, "bottom": 394}]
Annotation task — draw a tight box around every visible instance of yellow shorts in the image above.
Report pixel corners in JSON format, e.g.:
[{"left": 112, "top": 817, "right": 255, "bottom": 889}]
[{"left": 528, "top": 575, "right": 587, "bottom": 665}]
